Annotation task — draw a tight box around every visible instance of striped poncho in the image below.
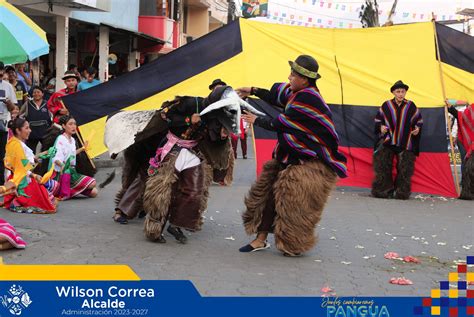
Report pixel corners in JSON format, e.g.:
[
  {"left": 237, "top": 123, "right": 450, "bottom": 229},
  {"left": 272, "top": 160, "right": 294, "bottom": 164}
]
[
  {"left": 374, "top": 99, "right": 423, "bottom": 155},
  {"left": 255, "top": 83, "right": 347, "bottom": 178}
]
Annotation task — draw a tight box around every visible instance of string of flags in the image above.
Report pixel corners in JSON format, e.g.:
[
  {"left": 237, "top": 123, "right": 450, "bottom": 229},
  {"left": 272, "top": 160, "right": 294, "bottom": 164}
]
[
  {"left": 263, "top": 0, "right": 467, "bottom": 29},
  {"left": 289, "top": 0, "right": 464, "bottom": 20},
  {"left": 266, "top": 12, "right": 355, "bottom": 28}
]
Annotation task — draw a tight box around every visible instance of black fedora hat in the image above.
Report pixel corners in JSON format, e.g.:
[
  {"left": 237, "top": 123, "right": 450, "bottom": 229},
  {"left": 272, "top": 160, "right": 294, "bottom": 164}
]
[
  {"left": 62, "top": 70, "right": 80, "bottom": 81},
  {"left": 289, "top": 55, "right": 321, "bottom": 80},
  {"left": 390, "top": 80, "right": 409, "bottom": 92},
  {"left": 209, "top": 78, "right": 227, "bottom": 90}
]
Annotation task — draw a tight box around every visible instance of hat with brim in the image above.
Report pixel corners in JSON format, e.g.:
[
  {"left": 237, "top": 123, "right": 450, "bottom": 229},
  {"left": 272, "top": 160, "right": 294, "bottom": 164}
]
[
  {"left": 289, "top": 55, "right": 321, "bottom": 80},
  {"left": 62, "top": 71, "right": 80, "bottom": 81},
  {"left": 390, "top": 80, "right": 409, "bottom": 92},
  {"left": 209, "top": 79, "right": 227, "bottom": 90}
]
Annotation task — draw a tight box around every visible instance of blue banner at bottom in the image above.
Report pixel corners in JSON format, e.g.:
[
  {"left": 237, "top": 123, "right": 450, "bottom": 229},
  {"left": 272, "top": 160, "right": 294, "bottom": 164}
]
[{"left": 0, "top": 281, "right": 472, "bottom": 317}]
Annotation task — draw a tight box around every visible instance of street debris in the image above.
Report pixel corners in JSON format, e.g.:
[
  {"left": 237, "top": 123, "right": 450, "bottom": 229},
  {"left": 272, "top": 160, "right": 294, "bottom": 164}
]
[
  {"left": 389, "top": 277, "right": 413, "bottom": 285},
  {"left": 384, "top": 252, "right": 401, "bottom": 260}
]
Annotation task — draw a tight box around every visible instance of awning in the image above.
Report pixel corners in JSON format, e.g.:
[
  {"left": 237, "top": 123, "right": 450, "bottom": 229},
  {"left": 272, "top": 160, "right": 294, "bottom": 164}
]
[{"left": 100, "top": 23, "right": 165, "bottom": 50}]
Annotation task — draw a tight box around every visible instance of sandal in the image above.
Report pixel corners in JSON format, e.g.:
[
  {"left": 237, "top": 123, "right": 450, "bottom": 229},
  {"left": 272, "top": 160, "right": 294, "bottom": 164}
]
[
  {"left": 283, "top": 252, "right": 302, "bottom": 257},
  {"left": 113, "top": 210, "right": 129, "bottom": 224}
]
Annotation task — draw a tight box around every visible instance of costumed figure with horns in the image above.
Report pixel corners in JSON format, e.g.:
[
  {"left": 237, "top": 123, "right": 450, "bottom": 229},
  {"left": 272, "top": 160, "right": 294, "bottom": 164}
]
[
  {"left": 104, "top": 86, "right": 263, "bottom": 241},
  {"left": 449, "top": 103, "right": 474, "bottom": 200},
  {"left": 236, "top": 55, "right": 348, "bottom": 257},
  {"left": 143, "top": 87, "right": 264, "bottom": 244},
  {"left": 371, "top": 80, "right": 423, "bottom": 200}
]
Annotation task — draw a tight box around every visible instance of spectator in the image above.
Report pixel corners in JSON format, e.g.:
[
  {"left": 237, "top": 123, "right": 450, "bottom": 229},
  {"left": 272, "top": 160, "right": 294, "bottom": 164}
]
[
  {"left": 231, "top": 118, "right": 249, "bottom": 159},
  {"left": 68, "top": 64, "right": 82, "bottom": 80},
  {"left": 0, "top": 61, "right": 17, "bottom": 186},
  {"left": 15, "top": 63, "right": 32, "bottom": 91},
  {"left": 6, "top": 66, "right": 28, "bottom": 106},
  {"left": 44, "top": 70, "right": 56, "bottom": 101},
  {"left": 78, "top": 67, "right": 101, "bottom": 91},
  {"left": 7, "top": 105, "right": 20, "bottom": 139},
  {"left": 20, "top": 86, "right": 52, "bottom": 153},
  {"left": 47, "top": 71, "right": 79, "bottom": 123}
]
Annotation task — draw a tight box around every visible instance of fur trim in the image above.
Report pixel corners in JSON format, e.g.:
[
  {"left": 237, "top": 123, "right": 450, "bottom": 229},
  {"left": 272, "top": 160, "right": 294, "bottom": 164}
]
[
  {"left": 460, "top": 155, "right": 473, "bottom": 200},
  {"left": 193, "top": 162, "right": 211, "bottom": 231},
  {"left": 198, "top": 138, "right": 232, "bottom": 170},
  {"left": 394, "top": 151, "right": 415, "bottom": 200},
  {"left": 143, "top": 154, "right": 179, "bottom": 241},
  {"left": 115, "top": 148, "right": 138, "bottom": 207},
  {"left": 371, "top": 146, "right": 395, "bottom": 198},
  {"left": 273, "top": 160, "right": 337, "bottom": 255},
  {"left": 243, "top": 159, "right": 282, "bottom": 235},
  {"left": 223, "top": 148, "right": 235, "bottom": 186}
]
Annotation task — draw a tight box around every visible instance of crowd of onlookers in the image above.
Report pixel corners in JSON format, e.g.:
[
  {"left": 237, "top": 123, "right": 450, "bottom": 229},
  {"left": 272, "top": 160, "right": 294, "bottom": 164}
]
[{"left": 0, "top": 60, "right": 100, "bottom": 251}]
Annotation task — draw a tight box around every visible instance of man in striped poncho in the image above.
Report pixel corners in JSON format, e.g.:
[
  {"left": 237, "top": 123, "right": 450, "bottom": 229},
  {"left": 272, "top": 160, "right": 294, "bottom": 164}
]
[
  {"left": 372, "top": 80, "right": 423, "bottom": 200},
  {"left": 237, "top": 55, "right": 347, "bottom": 257}
]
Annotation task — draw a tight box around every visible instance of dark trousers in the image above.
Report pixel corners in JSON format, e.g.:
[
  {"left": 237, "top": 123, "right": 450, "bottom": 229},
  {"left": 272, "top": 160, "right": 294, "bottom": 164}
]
[
  {"left": 117, "top": 168, "right": 147, "bottom": 219},
  {"left": 257, "top": 194, "right": 277, "bottom": 233},
  {"left": 26, "top": 138, "right": 42, "bottom": 154},
  {"left": 0, "top": 131, "right": 8, "bottom": 186},
  {"left": 231, "top": 134, "right": 247, "bottom": 158},
  {"left": 372, "top": 146, "right": 416, "bottom": 200}
]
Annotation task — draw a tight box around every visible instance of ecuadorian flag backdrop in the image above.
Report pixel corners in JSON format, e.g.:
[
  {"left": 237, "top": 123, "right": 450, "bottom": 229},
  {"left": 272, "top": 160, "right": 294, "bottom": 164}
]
[{"left": 63, "top": 19, "right": 473, "bottom": 198}]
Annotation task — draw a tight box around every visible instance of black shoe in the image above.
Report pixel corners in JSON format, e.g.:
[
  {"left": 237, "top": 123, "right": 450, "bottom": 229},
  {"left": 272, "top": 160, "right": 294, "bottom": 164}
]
[
  {"left": 239, "top": 241, "right": 270, "bottom": 252},
  {"left": 155, "top": 235, "right": 166, "bottom": 243},
  {"left": 138, "top": 210, "right": 146, "bottom": 219},
  {"left": 167, "top": 226, "right": 188, "bottom": 244},
  {"left": 243, "top": 155, "right": 247, "bottom": 159}
]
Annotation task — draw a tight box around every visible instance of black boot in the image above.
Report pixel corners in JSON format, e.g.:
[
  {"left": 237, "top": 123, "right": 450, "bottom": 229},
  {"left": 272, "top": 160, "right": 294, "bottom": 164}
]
[{"left": 167, "top": 225, "right": 187, "bottom": 244}]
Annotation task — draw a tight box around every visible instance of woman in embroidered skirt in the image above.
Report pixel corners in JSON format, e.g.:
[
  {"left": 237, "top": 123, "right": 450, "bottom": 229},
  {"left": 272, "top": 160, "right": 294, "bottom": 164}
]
[
  {"left": 49, "top": 115, "right": 97, "bottom": 200},
  {"left": 3, "top": 118, "right": 58, "bottom": 213}
]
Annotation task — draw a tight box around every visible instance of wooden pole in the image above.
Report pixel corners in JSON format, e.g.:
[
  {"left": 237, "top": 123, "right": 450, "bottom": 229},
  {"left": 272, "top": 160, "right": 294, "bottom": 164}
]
[
  {"left": 432, "top": 14, "right": 460, "bottom": 195},
  {"left": 59, "top": 100, "right": 96, "bottom": 170}
]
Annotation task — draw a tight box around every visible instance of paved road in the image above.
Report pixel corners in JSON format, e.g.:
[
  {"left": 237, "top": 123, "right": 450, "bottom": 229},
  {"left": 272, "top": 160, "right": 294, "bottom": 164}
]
[{"left": 1, "top": 144, "right": 473, "bottom": 297}]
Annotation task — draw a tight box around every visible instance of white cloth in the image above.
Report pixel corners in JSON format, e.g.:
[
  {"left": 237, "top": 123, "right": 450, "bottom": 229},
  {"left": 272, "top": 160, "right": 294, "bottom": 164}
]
[
  {"left": 0, "top": 80, "right": 16, "bottom": 131},
  {"left": 21, "top": 141, "right": 35, "bottom": 165},
  {"left": 174, "top": 149, "right": 201, "bottom": 172},
  {"left": 52, "top": 134, "right": 76, "bottom": 171}
]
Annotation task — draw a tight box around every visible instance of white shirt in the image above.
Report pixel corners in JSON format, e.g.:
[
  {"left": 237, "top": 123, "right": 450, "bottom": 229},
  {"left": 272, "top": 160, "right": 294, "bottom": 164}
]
[
  {"left": 0, "top": 80, "right": 17, "bottom": 131},
  {"left": 52, "top": 134, "right": 76, "bottom": 171}
]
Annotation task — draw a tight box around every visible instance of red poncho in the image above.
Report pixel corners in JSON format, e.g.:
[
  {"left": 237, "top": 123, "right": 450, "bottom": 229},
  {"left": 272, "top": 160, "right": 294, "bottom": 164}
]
[
  {"left": 458, "top": 104, "right": 474, "bottom": 159},
  {"left": 47, "top": 88, "right": 76, "bottom": 123}
]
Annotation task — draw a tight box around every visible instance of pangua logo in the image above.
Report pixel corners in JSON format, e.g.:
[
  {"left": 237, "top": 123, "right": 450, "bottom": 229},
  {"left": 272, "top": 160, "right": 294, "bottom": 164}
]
[{"left": 1, "top": 285, "right": 33, "bottom": 315}]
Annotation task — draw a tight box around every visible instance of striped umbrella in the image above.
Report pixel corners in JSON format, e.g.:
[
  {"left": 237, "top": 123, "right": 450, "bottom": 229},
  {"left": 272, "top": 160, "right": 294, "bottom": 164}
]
[{"left": 0, "top": 0, "right": 49, "bottom": 64}]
